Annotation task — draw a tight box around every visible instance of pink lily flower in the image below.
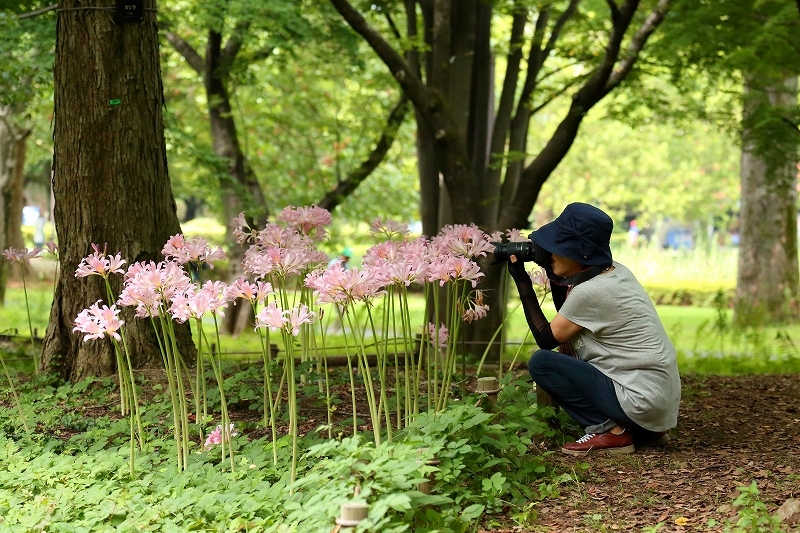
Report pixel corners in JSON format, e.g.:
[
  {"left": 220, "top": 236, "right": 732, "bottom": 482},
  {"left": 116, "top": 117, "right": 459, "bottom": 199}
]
[
  {"left": 225, "top": 278, "right": 274, "bottom": 305},
  {"left": 369, "top": 218, "right": 411, "bottom": 239},
  {"left": 254, "top": 301, "right": 288, "bottom": 332},
  {"left": 75, "top": 244, "right": 126, "bottom": 279},
  {"left": 73, "top": 301, "right": 124, "bottom": 342},
  {"left": 3, "top": 247, "right": 41, "bottom": 264}
]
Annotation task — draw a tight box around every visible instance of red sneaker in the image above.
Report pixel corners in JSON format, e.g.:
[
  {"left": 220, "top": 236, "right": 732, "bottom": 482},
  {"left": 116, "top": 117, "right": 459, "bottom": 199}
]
[{"left": 561, "top": 430, "right": 635, "bottom": 456}]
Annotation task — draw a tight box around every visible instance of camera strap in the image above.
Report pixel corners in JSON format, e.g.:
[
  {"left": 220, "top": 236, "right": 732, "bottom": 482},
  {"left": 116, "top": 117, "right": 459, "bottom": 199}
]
[{"left": 549, "top": 264, "right": 610, "bottom": 287}]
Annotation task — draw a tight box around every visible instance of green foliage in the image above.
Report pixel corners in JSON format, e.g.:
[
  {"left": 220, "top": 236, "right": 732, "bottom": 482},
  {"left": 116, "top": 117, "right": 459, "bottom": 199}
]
[
  {"left": 0, "top": 3, "right": 55, "bottom": 109},
  {"left": 160, "top": 0, "right": 419, "bottom": 225},
  {"left": 643, "top": 283, "right": 734, "bottom": 308},
  {"left": 725, "top": 482, "right": 786, "bottom": 533},
  {"left": 535, "top": 106, "right": 741, "bottom": 230},
  {"left": 0, "top": 371, "right": 567, "bottom": 532},
  {"left": 675, "top": 293, "right": 800, "bottom": 375}
]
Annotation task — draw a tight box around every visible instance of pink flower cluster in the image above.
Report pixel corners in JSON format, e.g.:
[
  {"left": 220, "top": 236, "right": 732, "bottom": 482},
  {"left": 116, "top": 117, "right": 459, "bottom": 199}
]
[
  {"left": 73, "top": 301, "right": 124, "bottom": 342},
  {"left": 72, "top": 235, "right": 283, "bottom": 342},
  {"left": 428, "top": 323, "right": 449, "bottom": 349},
  {"left": 162, "top": 234, "right": 226, "bottom": 267},
  {"left": 255, "top": 302, "right": 316, "bottom": 336},
  {"left": 463, "top": 290, "right": 490, "bottom": 323},
  {"left": 430, "top": 224, "right": 495, "bottom": 259},
  {"left": 305, "top": 224, "right": 492, "bottom": 318},
  {"left": 75, "top": 244, "right": 126, "bottom": 279},
  {"left": 118, "top": 261, "right": 194, "bottom": 318},
  {"left": 277, "top": 205, "right": 331, "bottom": 241},
  {"left": 170, "top": 281, "right": 229, "bottom": 323},
  {"left": 370, "top": 218, "right": 410, "bottom": 239},
  {"left": 204, "top": 423, "right": 238, "bottom": 450},
  {"left": 238, "top": 208, "right": 331, "bottom": 280},
  {"left": 305, "top": 264, "right": 385, "bottom": 307},
  {"left": 225, "top": 278, "right": 273, "bottom": 305}
]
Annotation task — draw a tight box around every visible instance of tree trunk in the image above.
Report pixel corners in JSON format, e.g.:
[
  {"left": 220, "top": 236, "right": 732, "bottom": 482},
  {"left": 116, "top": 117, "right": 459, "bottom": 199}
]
[
  {"left": 44, "top": 0, "right": 196, "bottom": 381},
  {"left": 203, "top": 30, "right": 269, "bottom": 336},
  {"left": 0, "top": 108, "right": 30, "bottom": 302},
  {"left": 734, "top": 76, "right": 800, "bottom": 324}
]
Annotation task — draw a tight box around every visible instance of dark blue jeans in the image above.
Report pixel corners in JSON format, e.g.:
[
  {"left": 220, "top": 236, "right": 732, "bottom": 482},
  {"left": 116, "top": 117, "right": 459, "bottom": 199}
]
[{"left": 528, "top": 349, "right": 660, "bottom": 444}]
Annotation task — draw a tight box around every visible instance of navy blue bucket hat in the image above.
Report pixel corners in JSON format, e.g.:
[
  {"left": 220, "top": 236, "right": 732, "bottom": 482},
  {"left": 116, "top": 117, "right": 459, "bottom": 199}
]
[{"left": 530, "top": 203, "right": 613, "bottom": 267}]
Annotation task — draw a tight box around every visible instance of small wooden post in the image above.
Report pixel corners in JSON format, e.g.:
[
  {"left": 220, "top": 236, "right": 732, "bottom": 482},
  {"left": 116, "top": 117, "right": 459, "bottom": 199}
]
[
  {"left": 536, "top": 386, "right": 559, "bottom": 408},
  {"left": 476, "top": 376, "right": 501, "bottom": 409}
]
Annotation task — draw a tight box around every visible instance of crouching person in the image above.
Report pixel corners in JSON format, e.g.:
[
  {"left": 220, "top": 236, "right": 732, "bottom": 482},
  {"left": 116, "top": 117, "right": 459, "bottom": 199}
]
[{"left": 507, "top": 203, "right": 680, "bottom": 455}]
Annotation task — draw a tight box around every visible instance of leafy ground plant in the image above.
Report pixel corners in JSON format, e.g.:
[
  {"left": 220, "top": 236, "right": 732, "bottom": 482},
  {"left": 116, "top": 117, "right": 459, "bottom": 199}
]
[{"left": 0, "top": 370, "right": 566, "bottom": 532}]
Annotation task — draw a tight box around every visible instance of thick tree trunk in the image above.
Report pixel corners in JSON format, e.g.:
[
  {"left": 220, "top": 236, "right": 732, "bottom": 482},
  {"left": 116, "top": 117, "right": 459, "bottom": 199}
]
[
  {"left": 44, "top": 0, "right": 196, "bottom": 380},
  {"left": 734, "top": 76, "right": 800, "bottom": 324}
]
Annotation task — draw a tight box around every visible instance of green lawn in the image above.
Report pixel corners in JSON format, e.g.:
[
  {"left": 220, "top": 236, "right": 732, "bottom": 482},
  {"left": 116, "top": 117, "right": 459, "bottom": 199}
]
[{"left": 4, "top": 244, "right": 800, "bottom": 375}]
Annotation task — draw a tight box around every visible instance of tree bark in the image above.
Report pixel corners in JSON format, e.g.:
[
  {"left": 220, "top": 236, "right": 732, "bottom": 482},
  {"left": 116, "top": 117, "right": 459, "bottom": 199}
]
[
  {"left": 45, "top": 0, "right": 196, "bottom": 381},
  {"left": 735, "top": 76, "right": 800, "bottom": 324},
  {"left": 0, "top": 108, "right": 30, "bottom": 302}
]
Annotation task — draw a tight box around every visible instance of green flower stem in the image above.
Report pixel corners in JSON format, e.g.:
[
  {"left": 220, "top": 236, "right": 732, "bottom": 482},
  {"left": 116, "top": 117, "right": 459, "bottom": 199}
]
[
  {"left": 388, "top": 289, "right": 403, "bottom": 430},
  {"left": 437, "top": 281, "right": 466, "bottom": 412},
  {"left": 345, "top": 309, "right": 380, "bottom": 446},
  {"left": 166, "top": 319, "right": 190, "bottom": 469},
  {"left": 419, "top": 284, "right": 432, "bottom": 414},
  {"left": 102, "top": 278, "right": 128, "bottom": 416},
  {"left": 506, "top": 329, "right": 531, "bottom": 374},
  {"left": 0, "top": 353, "right": 28, "bottom": 433},
  {"left": 365, "top": 306, "right": 392, "bottom": 443},
  {"left": 431, "top": 287, "right": 441, "bottom": 411},
  {"left": 338, "top": 305, "right": 358, "bottom": 436},
  {"left": 114, "top": 334, "right": 144, "bottom": 447},
  {"left": 211, "top": 316, "right": 235, "bottom": 472},
  {"left": 285, "top": 336, "right": 298, "bottom": 488},
  {"left": 19, "top": 266, "right": 38, "bottom": 372},
  {"left": 316, "top": 318, "right": 333, "bottom": 440},
  {"left": 194, "top": 322, "right": 207, "bottom": 424},
  {"left": 399, "top": 291, "right": 417, "bottom": 422},
  {"left": 256, "top": 325, "right": 279, "bottom": 465},
  {"left": 154, "top": 315, "right": 184, "bottom": 471}
]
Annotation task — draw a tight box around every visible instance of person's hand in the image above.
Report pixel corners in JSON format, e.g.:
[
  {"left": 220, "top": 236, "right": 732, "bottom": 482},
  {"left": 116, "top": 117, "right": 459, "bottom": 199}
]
[{"left": 507, "top": 255, "right": 531, "bottom": 284}]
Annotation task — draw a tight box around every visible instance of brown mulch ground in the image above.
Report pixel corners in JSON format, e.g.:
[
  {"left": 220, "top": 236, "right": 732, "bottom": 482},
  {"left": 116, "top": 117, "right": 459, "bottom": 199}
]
[{"left": 496, "top": 374, "right": 800, "bottom": 532}]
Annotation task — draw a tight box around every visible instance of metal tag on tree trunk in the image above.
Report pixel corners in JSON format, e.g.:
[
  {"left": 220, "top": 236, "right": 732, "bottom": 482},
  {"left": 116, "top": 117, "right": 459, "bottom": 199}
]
[{"left": 115, "top": 0, "right": 143, "bottom": 23}]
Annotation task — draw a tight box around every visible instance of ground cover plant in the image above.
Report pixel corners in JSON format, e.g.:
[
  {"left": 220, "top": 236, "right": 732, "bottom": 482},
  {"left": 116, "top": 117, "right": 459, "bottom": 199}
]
[{"left": 1, "top": 209, "right": 799, "bottom": 531}]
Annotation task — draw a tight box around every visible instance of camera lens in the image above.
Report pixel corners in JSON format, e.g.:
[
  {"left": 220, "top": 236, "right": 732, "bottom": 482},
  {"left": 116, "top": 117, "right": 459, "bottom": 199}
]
[{"left": 491, "top": 241, "right": 534, "bottom": 263}]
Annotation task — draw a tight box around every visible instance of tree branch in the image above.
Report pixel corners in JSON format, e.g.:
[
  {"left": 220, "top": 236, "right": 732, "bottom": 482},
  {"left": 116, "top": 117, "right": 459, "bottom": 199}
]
[
  {"left": 328, "top": 0, "right": 433, "bottom": 117},
  {"left": 17, "top": 4, "right": 56, "bottom": 19},
  {"left": 317, "top": 96, "right": 410, "bottom": 212},
  {"left": 517, "top": 0, "right": 580, "bottom": 119},
  {"left": 491, "top": 6, "right": 527, "bottom": 140},
  {"left": 219, "top": 20, "right": 252, "bottom": 75},
  {"left": 605, "top": 0, "right": 671, "bottom": 93},
  {"left": 165, "top": 32, "right": 205, "bottom": 74},
  {"left": 782, "top": 116, "right": 800, "bottom": 135},
  {"left": 385, "top": 11, "right": 402, "bottom": 40},
  {"left": 528, "top": 73, "right": 591, "bottom": 116}
]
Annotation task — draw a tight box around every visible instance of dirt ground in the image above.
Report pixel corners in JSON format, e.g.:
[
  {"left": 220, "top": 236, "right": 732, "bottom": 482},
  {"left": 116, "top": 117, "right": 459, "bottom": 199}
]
[{"left": 495, "top": 373, "right": 800, "bottom": 532}]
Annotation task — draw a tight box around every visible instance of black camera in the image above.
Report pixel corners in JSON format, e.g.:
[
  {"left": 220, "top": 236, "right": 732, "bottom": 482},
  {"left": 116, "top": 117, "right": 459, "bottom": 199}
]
[{"left": 491, "top": 233, "right": 551, "bottom": 269}]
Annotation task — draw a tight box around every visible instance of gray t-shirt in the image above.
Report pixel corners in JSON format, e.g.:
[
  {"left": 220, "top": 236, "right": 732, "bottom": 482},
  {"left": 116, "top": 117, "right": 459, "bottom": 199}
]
[{"left": 558, "top": 262, "right": 681, "bottom": 431}]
